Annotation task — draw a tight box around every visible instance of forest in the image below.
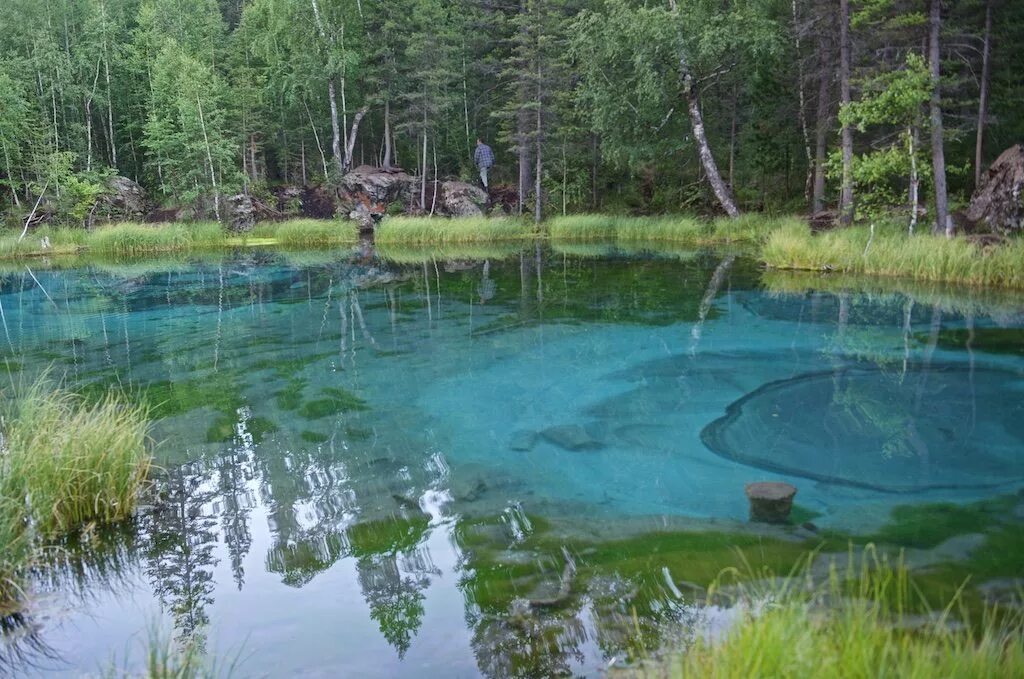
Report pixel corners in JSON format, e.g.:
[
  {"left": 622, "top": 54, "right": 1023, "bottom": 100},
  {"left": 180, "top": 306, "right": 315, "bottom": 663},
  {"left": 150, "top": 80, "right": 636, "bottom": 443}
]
[{"left": 0, "top": 0, "right": 1021, "bottom": 228}]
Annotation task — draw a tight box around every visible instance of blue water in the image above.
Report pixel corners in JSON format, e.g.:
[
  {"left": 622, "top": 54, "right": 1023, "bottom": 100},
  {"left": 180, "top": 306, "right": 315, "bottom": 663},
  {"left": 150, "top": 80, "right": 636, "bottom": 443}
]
[{"left": 1, "top": 247, "right": 1022, "bottom": 677}]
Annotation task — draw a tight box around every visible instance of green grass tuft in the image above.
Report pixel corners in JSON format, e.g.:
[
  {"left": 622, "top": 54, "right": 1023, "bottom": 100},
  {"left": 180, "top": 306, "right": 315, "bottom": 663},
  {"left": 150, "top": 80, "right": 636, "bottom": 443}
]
[
  {"left": 1, "top": 375, "right": 152, "bottom": 536},
  {"left": 375, "top": 216, "right": 534, "bottom": 244},
  {"left": 255, "top": 219, "right": 357, "bottom": 247},
  {"left": 626, "top": 549, "right": 1024, "bottom": 678},
  {"left": 547, "top": 214, "right": 799, "bottom": 245},
  {"left": 762, "top": 221, "right": 1024, "bottom": 288}
]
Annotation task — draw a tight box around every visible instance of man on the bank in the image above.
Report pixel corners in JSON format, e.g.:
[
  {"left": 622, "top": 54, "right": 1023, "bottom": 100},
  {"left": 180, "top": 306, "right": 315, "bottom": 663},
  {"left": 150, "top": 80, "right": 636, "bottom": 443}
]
[{"left": 474, "top": 138, "right": 495, "bottom": 190}]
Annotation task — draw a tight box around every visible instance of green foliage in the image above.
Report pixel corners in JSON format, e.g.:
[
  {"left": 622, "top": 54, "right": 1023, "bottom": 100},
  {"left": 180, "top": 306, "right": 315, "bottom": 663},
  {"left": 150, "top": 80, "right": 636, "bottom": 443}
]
[{"left": 834, "top": 53, "right": 932, "bottom": 219}]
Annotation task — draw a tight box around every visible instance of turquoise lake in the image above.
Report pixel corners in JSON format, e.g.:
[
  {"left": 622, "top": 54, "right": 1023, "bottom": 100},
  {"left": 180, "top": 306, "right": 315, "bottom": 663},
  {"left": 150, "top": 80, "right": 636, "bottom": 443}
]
[{"left": 1, "top": 245, "right": 1022, "bottom": 677}]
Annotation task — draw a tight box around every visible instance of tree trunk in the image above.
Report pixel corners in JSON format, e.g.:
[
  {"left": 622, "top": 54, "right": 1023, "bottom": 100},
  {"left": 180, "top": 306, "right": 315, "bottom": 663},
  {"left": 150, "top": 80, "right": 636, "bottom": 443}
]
[
  {"left": 792, "top": 0, "right": 814, "bottom": 203},
  {"left": 838, "top": 0, "right": 854, "bottom": 225},
  {"left": 974, "top": 0, "right": 992, "bottom": 189},
  {"left": 812, "top": 15, "right": 831, "bottom": 213},
  {"left": 669, "top": 1, "right": 739, "bottom": 217},
  {"left": 683, "top": 71, "right": 739, "bottom": 217},
  {"left": 196, "top": 96, "right": 220, "bottom": 222},
  {"left": 929, "top": 0, "right": 950, "bottom": 237},
  {"left": 534, "top": 63, "right": 543, "bottom": 224},
  {"left": 383, "top": 98, "right": 393, "bottom": 170},
  {"left": 343, "top": 106, "right": 369, "bottom": 174},
  {"left": 327, "top": 78, "right": 344, "bottom": 176},
  {"left": 908, "top": 125, "right": 919, "bottom": 233},
  {"left": 104, "top": 56, "right": 117, "bottom": 169}
]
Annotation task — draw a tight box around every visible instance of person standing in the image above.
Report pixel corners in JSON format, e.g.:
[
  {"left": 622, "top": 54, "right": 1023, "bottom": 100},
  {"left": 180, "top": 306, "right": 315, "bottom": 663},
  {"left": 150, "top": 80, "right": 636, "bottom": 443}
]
[{"left": 474, "top": 138, "right": 495, "bottom": 189}]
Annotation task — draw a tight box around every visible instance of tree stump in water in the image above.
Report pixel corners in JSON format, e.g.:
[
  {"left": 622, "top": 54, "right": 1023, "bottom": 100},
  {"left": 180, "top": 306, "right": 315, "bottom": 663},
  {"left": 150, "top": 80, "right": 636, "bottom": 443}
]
[{"left": 745, "top": 482, "right": 797, "bottom": 524}]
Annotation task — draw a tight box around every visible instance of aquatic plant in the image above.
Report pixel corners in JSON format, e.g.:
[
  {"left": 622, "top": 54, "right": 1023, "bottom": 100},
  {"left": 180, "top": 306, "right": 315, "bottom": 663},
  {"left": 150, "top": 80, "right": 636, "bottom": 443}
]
[
  {"left": 627, "top": 550, "right": 1024, "bottom": 678},
  {"left": 762, "top": 221, "right": 1024, "bottom": 288},
  {"left": 103, "top": 626, "right": 241, "bottom": 679},
  {"left": 375, "top": 216, "right": 534, "bottom": 244},
  {"left": 1, "top": 375, "right": 152, "bottom": 536}
]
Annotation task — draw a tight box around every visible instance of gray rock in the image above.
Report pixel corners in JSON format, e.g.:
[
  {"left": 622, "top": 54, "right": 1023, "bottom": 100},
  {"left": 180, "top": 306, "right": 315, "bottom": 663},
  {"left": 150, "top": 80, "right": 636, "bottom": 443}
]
[
  {"left": 95, "top": 176, "right": 148, "bottom": 223},
  {"left": 509, "top": 430, "right": 538, "bottom": 452},
  {"left": 440, "top": 181, "right": 488, "bottom": 217},
  {"left": 540, "top": 424, "right": 605, "bottom": 452},
  {"left": 227, "top": 193, "right": 255, "bottom": 233}
]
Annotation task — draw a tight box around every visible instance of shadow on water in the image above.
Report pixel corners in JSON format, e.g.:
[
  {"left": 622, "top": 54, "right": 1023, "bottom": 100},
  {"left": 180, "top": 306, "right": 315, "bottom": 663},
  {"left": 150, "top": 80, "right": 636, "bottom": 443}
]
[{"left": 0, "top": 243, "right": 1021, "bottom": 676}]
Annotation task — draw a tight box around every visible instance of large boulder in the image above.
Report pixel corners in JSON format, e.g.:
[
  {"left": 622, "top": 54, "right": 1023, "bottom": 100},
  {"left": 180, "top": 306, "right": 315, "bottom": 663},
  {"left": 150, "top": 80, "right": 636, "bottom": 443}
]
[
  {"left": 440, "top": 181, "right": 487, "bottom": 217},
  {"left": 95, "top": 176, "right": 148, "bottom": 222},
  {"left": 227, "top": 194, "right": 255, "bottom": 233},
  {"left": 966, "top": 144, "right": 1024, "bottom": 234},
  {"left": 338, "top": 166, "right": 417, "bottom": 229}
]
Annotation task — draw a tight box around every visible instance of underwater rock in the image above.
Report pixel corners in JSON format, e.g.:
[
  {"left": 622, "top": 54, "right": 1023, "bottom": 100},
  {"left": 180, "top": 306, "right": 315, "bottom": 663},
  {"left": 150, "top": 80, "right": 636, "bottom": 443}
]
[
  {"left": 978, "top": 578, "right": 1024, "bottom": 610},
  {"left": 904, "top": 533, "right": 987, "bottom": 569},
  {"left": 745, "top": 482, "right": 797, "bottom": 524},
  {"left": 703, "top": 366, "right": 1024, "bottom": 492},
  {"left": 540, "top": 424, "right": 604, "bottom": 452},
  {"left": 509, "top": 430, "right": 538, "bottom": 452}
]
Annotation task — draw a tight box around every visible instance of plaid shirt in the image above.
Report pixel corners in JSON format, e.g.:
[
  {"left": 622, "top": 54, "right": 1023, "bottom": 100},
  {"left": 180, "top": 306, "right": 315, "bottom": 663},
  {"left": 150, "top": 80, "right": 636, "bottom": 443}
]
[{"left": 474, "top": 143, "right": 495, "bottom": 168}]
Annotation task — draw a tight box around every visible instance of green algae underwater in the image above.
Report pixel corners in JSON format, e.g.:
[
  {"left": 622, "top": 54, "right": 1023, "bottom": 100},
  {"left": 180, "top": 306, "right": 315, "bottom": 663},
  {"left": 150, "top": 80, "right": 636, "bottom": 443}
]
[{"left": 0, "top": 243, "right": 1022, "bottom": 677}]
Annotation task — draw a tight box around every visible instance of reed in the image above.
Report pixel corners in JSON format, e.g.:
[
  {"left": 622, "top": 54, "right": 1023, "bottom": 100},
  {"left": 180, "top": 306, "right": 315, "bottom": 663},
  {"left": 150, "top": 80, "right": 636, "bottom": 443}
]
[
  {"left": 260, "top": 219, "right": 357, "bottom": 247},
  {"left": 375, "top": 216, "right": 534, "bottom": 244},
  {"left": 547, "top": 214, "right": 798, "bottom": 244},
  {"left": 625, "top": 549, "right": 1024, "bottom": 678},
  {"left": 762, "top": 222, "right": 1024, "bottom": 288},
  {"left": 1, "top": 376, "right": 152, "bottom": 536},
  {"left": 87, "top": 222, "right": 224, "bottom": 255}
]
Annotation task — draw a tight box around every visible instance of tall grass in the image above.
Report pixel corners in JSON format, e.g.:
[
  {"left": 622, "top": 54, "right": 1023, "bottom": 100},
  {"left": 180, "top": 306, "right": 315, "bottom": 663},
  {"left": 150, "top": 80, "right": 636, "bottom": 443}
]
[
  {"left": 547, "top": 214, "right": 800, "bottom": 245},
  {"left": 1, "top": 375, "right": 152, "bottom": 536},
  {"left": 627, "top": 549, "right": 1024, "bottom": 678},
  {"left": 87, "top": 222, "right": 225, "bottom": 256},
  {"left": 0, "top": 219, "right": 356, "bottom": 260},
  {"left": 103, "top": 627, "right": 240, "bottom": 679},
  {"left": 762, "top": 221, "right": 1024, "bottom": 288},
  {"left": 375, "top": 216, "right": 534, "bottom": 244},
  {"left": 256, "top": 219, "right": 357, "bottom": 247}
]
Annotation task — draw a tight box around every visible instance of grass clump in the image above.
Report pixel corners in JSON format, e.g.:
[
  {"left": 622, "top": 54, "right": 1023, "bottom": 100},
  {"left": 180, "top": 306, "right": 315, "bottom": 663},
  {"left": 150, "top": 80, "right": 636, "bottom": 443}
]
[
  {"left": 1, "top": 375, "right": 152, "bottom": 536},
  {"left": 762, "top": 221, "right": 1024, "bottom": 288},
  {"left": 87, "top": 222, "right": 224, "bottom": 256},
  {"left": 375, "top": 216, "right": 534, "bottom": 244},
  {"left": 627, "top": 549, "right": 1024, "bottom": 678},
  {"left": 256, "top": 219, "right": 357, "bottom": 247},
  {"left": 547, "top": 214, "right": 798, "bottom": 245}
]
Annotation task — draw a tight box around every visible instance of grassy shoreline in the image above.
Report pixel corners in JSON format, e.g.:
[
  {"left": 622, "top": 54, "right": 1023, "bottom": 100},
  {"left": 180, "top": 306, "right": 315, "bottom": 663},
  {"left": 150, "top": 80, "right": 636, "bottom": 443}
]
[
  {"left": 0, "top": 218, "right": 358, "bottom": 260},
  {"left": 2, "top": 214, "right": 1022, "bottom": 289}
]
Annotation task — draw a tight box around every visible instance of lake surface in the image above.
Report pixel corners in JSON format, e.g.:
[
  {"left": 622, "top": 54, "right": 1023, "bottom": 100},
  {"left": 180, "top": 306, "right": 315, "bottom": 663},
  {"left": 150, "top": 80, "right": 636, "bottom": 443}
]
[{"left": 1, "top": 245, "right": 1022, "bottom": 677}]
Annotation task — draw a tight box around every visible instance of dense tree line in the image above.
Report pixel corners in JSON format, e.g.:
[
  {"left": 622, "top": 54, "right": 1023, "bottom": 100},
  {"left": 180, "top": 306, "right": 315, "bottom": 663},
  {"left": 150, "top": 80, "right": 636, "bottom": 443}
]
[{"left": 0, "top": 0, "right": 1020, "bottom": 225}]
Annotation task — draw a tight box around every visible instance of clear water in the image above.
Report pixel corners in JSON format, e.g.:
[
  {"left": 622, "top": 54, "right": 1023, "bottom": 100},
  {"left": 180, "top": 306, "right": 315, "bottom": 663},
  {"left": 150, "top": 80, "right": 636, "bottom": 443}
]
[{"left": 1, "top": 247, "right": 1022, "bottom": 677}]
